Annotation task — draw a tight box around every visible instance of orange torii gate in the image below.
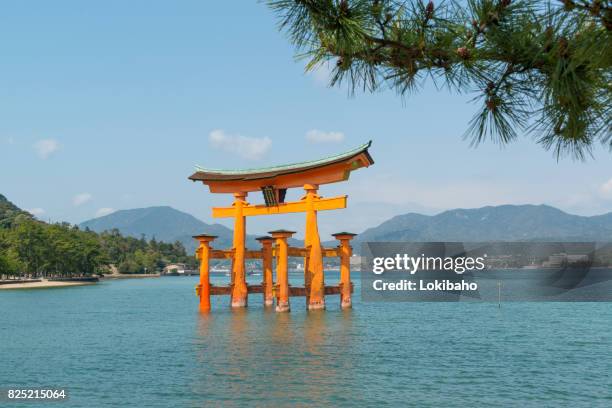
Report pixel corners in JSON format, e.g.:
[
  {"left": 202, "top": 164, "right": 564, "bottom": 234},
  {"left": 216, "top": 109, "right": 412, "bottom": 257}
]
[{"left": 189, "top": 141, "right": 374, "bottom": 312}]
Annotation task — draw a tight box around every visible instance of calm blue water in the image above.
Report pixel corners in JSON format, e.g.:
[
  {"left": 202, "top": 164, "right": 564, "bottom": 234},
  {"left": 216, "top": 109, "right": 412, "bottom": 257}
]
[{"left": 1, "top": 274, "right": 611, "bottom": 407}]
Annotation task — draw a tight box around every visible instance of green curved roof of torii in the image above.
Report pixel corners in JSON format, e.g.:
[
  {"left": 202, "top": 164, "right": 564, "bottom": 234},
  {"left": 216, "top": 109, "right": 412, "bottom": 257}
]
[{"left": 189, "top": 140, "right": 373, "bottom": 182}]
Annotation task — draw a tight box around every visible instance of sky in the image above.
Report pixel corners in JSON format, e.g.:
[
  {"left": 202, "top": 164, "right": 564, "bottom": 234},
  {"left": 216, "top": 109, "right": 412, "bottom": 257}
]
[{"left": 1, "top": 1, "right": 611, "bottom": 239}]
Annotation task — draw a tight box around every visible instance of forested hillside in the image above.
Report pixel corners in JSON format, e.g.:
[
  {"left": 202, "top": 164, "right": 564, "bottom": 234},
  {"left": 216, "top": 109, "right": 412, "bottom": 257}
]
[
  {"left": 79, "top": 205, "right": 257, "bottom": 253},
  {"left": 0, "top": 194, "right": 193, "bottom": 279}
]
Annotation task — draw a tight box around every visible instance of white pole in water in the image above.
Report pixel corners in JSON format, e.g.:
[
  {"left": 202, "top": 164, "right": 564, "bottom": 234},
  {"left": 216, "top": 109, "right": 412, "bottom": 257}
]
[{"left": 497, "top": 281, "right": 501, "bottom": 308}]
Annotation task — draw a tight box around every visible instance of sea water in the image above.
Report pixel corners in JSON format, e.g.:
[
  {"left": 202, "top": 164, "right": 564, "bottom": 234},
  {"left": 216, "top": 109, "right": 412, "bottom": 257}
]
[{"left": 1, "top": 273, "right": 611, "bottom": 407}]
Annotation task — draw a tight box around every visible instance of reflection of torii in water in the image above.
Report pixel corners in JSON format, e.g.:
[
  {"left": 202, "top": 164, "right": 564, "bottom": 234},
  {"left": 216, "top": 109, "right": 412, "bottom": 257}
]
[{"left": 189, "top": 141, "right": 374, "bottom": 312}]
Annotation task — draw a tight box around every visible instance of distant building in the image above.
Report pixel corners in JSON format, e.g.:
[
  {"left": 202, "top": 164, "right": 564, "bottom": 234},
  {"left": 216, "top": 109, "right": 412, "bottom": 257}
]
[
  {"left": 543, "top": 254, "right": 567, "bottom": 268},
  {"left": 566, "top": 254, "right": 589, "bottom": 263},
  {"left": 542, "top": 253, "right": 590, "bottom": 268},
  {"left": 163, "top": 263, "right": 188, "bottom": 275}
]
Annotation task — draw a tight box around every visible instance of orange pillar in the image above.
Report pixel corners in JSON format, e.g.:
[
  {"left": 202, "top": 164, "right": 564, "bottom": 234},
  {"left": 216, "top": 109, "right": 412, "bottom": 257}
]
[
  {"left": 333, "top": 232, "right": 356, "bottom": 309},
  {"left": 303, "top": 184, "right": 325, "bottom": 310},
  {"left": 270, "top": 230, "right": 295, "bottom": 312},
  {"left": 303, "top": 246, "right": 311, "bottom": 306},
  {"left": 194, "top": 234, "right": 217, "bottom": 312},
  {"left": 257, "top": 236, "right": 275, "bottom": 307},
  {"left": 231, "top": 192, "right": 248, "bottom": 308}
]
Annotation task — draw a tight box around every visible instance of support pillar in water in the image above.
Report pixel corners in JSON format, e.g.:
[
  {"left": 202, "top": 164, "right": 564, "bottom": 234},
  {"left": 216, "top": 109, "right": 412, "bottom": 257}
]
[
  {"left": 270, "top": 230, "right": 295, "bottom": 313},
  {"left": 333, "top": 232, "right": 356, "bottom": 309},
  {"left": 194, "top": 234, "right": 217, "bottom": 313},
  {"left": 257, "top": 236, "right": 275, "bottom": 307},
  {"left": 231, "top": 192, "right": 248, "bottom": 308},
  {"left": 303, "top": 184, "right": 325, "bottom": 310}
]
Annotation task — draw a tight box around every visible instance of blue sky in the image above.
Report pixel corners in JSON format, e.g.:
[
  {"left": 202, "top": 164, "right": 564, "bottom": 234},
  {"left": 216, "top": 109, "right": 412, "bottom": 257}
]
[{"left": 1, "top": 1, "right": 611, "bottom": 238}]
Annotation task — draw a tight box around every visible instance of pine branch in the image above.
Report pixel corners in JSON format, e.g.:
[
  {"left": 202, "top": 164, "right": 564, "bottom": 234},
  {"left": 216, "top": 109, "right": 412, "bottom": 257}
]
[{"left": 268, "top": 0, "right": 612, "bottom": 159}]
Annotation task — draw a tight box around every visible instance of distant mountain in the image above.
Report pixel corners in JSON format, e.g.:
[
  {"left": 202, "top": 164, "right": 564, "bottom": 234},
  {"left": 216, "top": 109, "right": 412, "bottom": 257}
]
[
  {"left": 79, "top": 204, "right": 612, "bottom": 255},
  {"left": 79, "top": 206, "right": 260, "bottom": 253},
  {"left": 354, "top": 204, "right": 612, "bottom": 251}
]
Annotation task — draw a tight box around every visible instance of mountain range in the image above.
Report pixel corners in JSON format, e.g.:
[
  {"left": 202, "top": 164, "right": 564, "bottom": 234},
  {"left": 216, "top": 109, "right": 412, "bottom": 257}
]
[
  {"left": 78, "top": 204, "right": 612, "bottom": 254},
  {"left": 354, "top": 204, "right": 612, "bottom": 245},
  {"left": 79, "top": 206, "right": 250, "bottom": 253}
]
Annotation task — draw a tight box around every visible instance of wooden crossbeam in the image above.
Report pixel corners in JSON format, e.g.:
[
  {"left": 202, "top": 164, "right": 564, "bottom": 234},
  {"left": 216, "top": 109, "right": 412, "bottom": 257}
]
[
  {"left": 286, "top": 247, "right": 340, "bottom": 257},
  {"left": 207, "top": 284, "right": 353, "bottom": 297},
  {"left": 323, "top": 248, "right": 340, "bottom": 257},
  {"left": 287, "top": 247, "right": 308, "bottom": 257},
  {"left": 211, "top": 249, "right": 263, "bottom": 259},
  {"left": 210, "top": 246, "right": 341, "bottom": 261},
  {"left": 245, "top": 250, "right": 263, "bottom": 259},
  {"left": 211, "top": 249, "right": 234, "bottom": 259},
  {"left": 212, "top": 195, "right": 347, "bottom": 218}
]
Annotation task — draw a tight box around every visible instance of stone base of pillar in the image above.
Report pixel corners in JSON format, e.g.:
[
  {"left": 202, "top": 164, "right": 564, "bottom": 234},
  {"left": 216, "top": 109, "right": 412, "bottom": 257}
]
[
  {"left": 307, "top": 300, "right": 325, "bottom": 310},
  {"left": 276, "top": 301, "right": 290, "bottom": 312},
  {"left": 231, "top": 298, "right": 247, "bottom": 308},
  {"left": 264, "top": 298, "right": 274, "bottom": 307},
  {"left": 340, "top": 297, "right": 352, "bottom": 309}
]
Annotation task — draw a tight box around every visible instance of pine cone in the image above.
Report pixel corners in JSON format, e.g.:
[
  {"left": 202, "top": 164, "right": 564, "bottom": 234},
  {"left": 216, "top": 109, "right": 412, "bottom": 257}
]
[
  {"left": 558, "top": 37, "right": 569, "bottom": 57},
  {"left": 456, "top": 47, "right": 471, "bottom": 59},
  {"left": 339, "top": 0, "right": 350, "bottom": 16},
  {"left": 562, "top": 0, "right": 575, "bottom": 11},
  {"left": 425, "top": 1, "right": 434, "bottom": 20},
  {"left": 605, "top": 14, "right": 612, "bottom": 31},
  {"left": 488, "top": 11, "right": 500, "bottom": 25},
  {"left": 486, "top": 97, "right": 498, "bottom": 112}
]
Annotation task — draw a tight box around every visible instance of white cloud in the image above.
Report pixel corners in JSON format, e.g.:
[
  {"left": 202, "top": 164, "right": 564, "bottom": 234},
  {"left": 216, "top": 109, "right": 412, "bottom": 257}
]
[
  {"left": 33, "top": 139, "right": 59, "bottom": 159},
  {"left": 599, "top": 178, "right": 612, "bottom": 199},
  {"left": 26, "top": 208, "right": 45, "bottom": 217},
  {"left": 305, "top": 129, "right": 345, "bottom": 143},
  {"left": 95, "top": 208, "right": 115, "bottom": 217},
  {"left": 73, "top": 193, "right": 93, "bottom": 206},
  {"left": 208, "top": 129, "right": 271, "bottom": 160}
]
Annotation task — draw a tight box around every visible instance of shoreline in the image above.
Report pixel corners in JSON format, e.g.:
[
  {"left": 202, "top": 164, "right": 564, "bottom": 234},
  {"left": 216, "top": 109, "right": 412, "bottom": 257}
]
[
  {"left": 103, "top": 273, "right": 161, "bottom": 279},
  {"left": 0, "top": 279, "right": 97, "bottom": 290},
  {"left": 0, "top": 273, "right": 161, "bottom": 290}
]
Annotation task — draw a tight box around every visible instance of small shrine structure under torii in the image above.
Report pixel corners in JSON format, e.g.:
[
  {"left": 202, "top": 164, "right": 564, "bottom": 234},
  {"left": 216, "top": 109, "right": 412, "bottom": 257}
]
[{"left": 189, "top": 141, "right": 374, "bottom": 312}]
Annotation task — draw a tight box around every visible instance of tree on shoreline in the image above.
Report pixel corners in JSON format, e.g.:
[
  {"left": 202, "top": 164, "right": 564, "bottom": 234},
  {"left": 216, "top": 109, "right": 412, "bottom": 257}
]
[
  {"left": 0, "top": 195, "right": 194, "bottom": 279},
  {"left": 268, "top": 0, "right": 611, "bottom": 158}
]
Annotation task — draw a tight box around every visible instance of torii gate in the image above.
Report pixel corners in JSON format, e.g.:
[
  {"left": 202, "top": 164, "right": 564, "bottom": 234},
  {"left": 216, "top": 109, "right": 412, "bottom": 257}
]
[{"left": 189, "top": 141, "right": 374, "bottom": 312}]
